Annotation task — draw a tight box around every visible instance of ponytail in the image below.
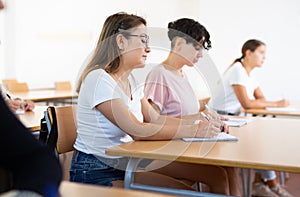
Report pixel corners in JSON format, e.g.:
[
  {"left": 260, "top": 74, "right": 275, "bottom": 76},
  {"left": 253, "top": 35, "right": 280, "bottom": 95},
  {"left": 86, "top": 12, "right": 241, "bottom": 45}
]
[
  {"left": 224, "top": 55, "right": 243, "bottom": 74},
  {"left": 224, "top": 39, "right": 265, "bottom": 74}
]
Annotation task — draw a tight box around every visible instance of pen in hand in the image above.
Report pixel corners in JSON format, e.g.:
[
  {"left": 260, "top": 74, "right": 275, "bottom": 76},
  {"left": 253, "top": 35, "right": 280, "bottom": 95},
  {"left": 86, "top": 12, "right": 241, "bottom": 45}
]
[
  {"left": 203, "top": 102, "right": 209, "bottom": 110},
  {"left": 6, "top": 93, "right": 12, "bottom": 100},
  {"left": 202, "top": 102, "right": 228, "bottom": 133},
  {"left": 200, "top": 111, "right": 210, "bottom": 121}
]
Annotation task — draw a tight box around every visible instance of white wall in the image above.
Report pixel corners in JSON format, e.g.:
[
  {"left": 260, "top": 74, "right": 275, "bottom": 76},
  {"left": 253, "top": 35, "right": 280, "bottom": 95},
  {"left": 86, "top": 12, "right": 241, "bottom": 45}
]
[
  {"left": 198, "top": 0, "right": 300, "bottom": 100},
  {"left": 0, "top": 0, "right": 200, "bottom": 89},
  {"left": 1, "top": 0, "right": 300, "bottom": 100}
]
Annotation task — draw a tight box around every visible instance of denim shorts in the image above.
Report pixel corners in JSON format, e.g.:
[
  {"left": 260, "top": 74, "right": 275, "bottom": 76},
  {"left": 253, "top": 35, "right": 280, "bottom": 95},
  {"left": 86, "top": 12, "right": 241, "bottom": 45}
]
[{"left": 69, "top": 150, "right": 128, "bottom": 186}]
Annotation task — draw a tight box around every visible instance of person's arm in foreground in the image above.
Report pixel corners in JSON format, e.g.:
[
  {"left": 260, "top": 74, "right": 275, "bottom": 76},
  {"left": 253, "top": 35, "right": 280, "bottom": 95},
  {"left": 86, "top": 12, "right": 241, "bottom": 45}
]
[{"left": 0, "top": 96, "right": 62, "bottom": 197}]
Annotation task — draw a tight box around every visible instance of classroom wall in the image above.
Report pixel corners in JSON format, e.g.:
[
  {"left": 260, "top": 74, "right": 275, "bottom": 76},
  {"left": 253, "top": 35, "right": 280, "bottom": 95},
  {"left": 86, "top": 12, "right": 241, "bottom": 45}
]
[
  {"left": 198, "top": 0, "right": 300, "bottom": 100},
  {"left": 0, "top": 0, "right": 201, "bottom": 89},
  {"left": 0, "top": 0, "right": 300, "bottom": 100}
]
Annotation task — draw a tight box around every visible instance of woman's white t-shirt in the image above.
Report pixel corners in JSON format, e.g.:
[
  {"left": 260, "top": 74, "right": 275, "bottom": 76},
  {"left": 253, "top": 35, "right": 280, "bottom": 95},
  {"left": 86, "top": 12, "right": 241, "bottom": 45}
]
[
  {"left": 210, "top": 62, "right": 259, "bottom": 114},
  {"left": 74, "top": 69, "right": 144, "bottom": 158}
]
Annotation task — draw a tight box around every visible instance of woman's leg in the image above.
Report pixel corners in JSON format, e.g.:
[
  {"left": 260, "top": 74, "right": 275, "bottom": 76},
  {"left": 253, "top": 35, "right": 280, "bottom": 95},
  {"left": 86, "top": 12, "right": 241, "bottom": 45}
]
[
  {"left": 146, "top": 160, "right": 231, "bottom": 195},
  {"left": 224, "top": 167, "right": 242, "bottom": 196}
]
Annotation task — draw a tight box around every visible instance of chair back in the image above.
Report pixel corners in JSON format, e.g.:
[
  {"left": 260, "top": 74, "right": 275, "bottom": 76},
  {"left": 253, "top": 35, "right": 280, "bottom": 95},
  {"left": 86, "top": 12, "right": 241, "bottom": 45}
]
[
  {"left": 6, "top": 82, "right": 29, "bottom": 93},
  {"left": 44, "top": 105, "right": 77, "bottom": 154},
  {"left": 2, "top": 79, "right": 18, "bottom": 89},
  {"left": 55, "top": 81, "right": 72, "bottom": 91}
]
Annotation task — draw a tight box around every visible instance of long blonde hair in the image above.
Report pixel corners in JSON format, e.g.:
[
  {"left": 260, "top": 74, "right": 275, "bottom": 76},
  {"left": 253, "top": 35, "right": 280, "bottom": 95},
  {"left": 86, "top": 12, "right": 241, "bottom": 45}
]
[{"left": 76, "top": 12, "right": 147, "bottom": 93}]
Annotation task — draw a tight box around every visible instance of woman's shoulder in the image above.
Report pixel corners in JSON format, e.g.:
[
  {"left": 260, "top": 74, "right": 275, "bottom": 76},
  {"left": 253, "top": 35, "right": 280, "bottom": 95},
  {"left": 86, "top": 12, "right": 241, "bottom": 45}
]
[
  {"left": 227, "top": 62, "right": 246, "bottom": 75},
  {"left": 83, "top": 69, "right": 113, "bottom": 86},
  {"left": 86, "top": 68, "right": 108, "bottom": 79},
  {"left": 147, "top": 64, "right": 166, "bottom": 78},
  {"left": 150, "top": 64, "right": 166, "bottom": 73},
  {"left": 231, "top": 62, "right": 243, "bottom": 69}
]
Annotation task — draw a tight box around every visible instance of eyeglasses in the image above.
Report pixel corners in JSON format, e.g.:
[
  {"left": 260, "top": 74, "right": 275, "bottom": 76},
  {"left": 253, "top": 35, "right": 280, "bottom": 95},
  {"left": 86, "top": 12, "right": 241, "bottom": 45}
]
[{"left": 127, "top": 33, "right": 149, "bottom": 46}]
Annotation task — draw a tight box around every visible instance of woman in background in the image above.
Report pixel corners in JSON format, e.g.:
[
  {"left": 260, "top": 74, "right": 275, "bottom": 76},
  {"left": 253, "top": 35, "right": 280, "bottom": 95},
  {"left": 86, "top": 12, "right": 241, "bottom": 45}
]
[
  {"left": 211, "top": 39, "right": 293, "bottom": 197},
  {"left": 211, "top": 39, "right": 289, "bottom": 116}
]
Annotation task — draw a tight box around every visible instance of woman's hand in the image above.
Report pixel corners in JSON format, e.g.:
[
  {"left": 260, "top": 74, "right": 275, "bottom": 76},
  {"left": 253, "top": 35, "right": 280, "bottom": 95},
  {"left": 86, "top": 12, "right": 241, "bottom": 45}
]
[
  {"left": 202, "top": 109, "right": 229, "bottom": 134},
  {"left": 196, "top": 116, "right": 226, "bottom": 138},
  {"left": 276, "top": 99, "right": 290, "bottom": 107},
  {"left": 6, "top": 99, "right": 21, "bottom": 112},
  {"left": 22, "top": 100, "right": 35, "bottom": 111}
]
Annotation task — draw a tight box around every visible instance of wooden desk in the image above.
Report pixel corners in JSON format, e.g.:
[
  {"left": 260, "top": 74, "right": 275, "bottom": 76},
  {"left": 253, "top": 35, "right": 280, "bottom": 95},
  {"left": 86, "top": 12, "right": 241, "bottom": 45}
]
[
  {"left": 106, "top": 118, "right": 300, "bottom": 196},
  {"left": 59, "top": 181, "right": 180, "bottom": 197},
  {"left": 18, "top": 106, "right": 46, "bottom": 131},
  {"left": 13, "top": 90, "right": 77, "bottom": 103},
  {"left": 243, "top": 100, "right": 300, "bottom": 117}
]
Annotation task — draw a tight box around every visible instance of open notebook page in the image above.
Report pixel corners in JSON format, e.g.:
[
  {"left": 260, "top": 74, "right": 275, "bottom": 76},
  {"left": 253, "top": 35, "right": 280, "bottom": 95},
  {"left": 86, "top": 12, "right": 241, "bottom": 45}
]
[
  {"left": 182, "top": 132, "right": 238, "bottom": 142},
  {"left": 223, "top": 117, "right": 252, "bottom": 127}
]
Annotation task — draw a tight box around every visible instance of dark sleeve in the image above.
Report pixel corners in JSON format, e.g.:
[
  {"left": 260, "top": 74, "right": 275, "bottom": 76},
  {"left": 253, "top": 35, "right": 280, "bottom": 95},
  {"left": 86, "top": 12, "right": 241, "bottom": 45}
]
[{"left": 0, "top": 96, "right": 62, "bottom": 197}]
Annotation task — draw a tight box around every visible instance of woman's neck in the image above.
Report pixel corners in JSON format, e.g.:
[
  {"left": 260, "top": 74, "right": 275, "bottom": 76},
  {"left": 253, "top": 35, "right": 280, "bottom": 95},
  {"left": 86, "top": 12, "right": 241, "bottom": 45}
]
[
  {"left": 241, "top": 60, "right": 255, "bottom": 75},
  {"left": 162, "top": 52, "right": 184, "bottom": 75},
  {"left": 111, "top": 67, "right": 131, "bottom": 82},
  {"left": 110, "top": 68, "right": 132, "bottom": 99}
]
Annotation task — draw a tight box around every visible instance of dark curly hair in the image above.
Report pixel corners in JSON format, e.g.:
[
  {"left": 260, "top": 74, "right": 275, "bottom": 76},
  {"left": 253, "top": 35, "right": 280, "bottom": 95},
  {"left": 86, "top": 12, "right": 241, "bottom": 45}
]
[{"left": 167, "top": 18, "right": 211, "bottom": 50}]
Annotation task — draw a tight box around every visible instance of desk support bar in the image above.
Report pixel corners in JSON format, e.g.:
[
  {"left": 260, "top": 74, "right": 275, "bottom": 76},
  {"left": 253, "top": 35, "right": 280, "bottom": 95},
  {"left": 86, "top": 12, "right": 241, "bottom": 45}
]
[{"left": 124, "top": 158, "right": 233, "bottom": 197}]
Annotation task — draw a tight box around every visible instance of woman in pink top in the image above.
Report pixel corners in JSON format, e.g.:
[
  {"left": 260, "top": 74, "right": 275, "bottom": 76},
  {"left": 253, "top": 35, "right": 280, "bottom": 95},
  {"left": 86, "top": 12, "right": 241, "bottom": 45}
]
[{"left": 144, "top": 18, "right": 241, "bottom": 196}]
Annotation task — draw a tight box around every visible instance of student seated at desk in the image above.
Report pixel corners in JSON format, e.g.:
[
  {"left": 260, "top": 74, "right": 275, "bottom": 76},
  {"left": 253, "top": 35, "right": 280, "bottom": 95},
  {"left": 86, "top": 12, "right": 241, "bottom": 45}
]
[
  {"left": 210, "top": 39, "right": 289, "bottom": 116},
  {"left": 144, "top": 18, "right": 241, "bottom": 196},
  {"left": 70, "top": 12, "right": 228, "bottom": 196},
  {"left": 0, "top": 84, "right": 35, "bottom": 112},
  {"left": 210, "top": 39, "right": 293, "bottom": 197}
]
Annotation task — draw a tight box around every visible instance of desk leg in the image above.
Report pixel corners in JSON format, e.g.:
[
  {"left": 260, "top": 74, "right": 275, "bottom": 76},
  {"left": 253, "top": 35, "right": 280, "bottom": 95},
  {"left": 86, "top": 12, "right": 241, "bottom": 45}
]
[
  {"left": 247, "top": 169, "right": 252, "bottom": 197},
  {"left": 124, "top": 158, "right": 142, "bottom": 189},
  {"left": 240, "top": 168, "right": 247, "bottom": 197}
]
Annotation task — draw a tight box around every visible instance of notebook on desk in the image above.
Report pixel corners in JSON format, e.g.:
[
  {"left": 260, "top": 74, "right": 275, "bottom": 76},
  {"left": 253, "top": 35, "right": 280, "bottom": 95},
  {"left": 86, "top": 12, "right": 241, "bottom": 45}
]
[
  {"left": 182, "top": 132, "right": 238, "bottom": 142},
  {"left": 15, "top": 108, "right": 25, "bottom": 115},
  {"left": 223, "top": 118, "right": 251, "bottom": 127}
]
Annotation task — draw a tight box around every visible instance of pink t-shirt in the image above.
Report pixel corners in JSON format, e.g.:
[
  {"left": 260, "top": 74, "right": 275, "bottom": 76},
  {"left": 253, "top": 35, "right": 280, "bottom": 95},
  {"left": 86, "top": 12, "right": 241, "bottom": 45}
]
[{"left": 144, "top": 64, "right": 199, "bottom": 117}]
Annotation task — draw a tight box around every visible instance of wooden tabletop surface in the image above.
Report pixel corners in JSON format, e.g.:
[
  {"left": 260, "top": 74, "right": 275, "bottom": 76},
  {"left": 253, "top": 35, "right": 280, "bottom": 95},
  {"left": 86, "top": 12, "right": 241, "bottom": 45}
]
[
  {"left": 106, "top": 117, "right": 300, "bottom": 173},
  {"left": 13, "top": 90, "right": 77, "bottom": 102},
  {"left": 243, "top": 100, "right": 300, "bottom": 117},
  {"left": 59, "top": 181, "right": 180, "bottom": 197},
  {"left": 17, "top": 106, "right": 47, "bottom": 131}
]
